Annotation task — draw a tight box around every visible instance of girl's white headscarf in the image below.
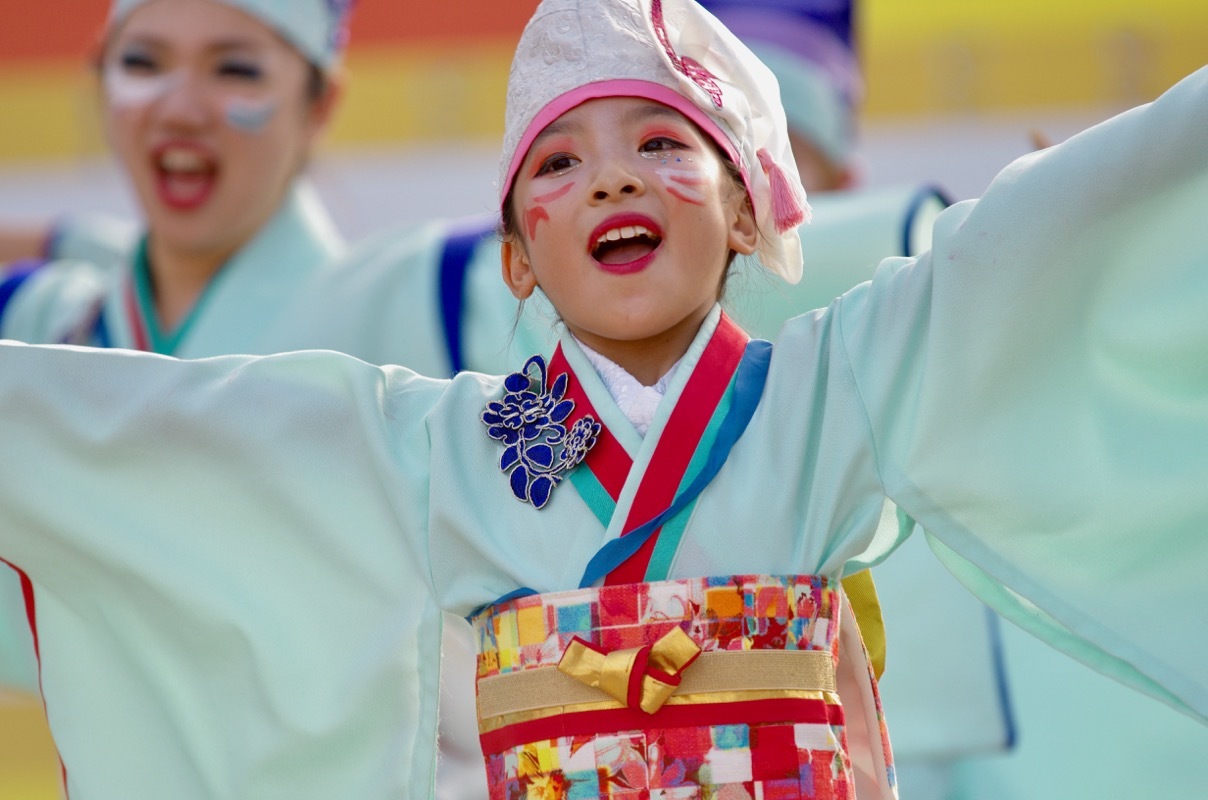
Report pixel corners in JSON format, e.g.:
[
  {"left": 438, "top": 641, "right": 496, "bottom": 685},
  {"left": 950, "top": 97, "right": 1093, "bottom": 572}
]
[
  {"left": 500, "top": 0, "right": 810, "bottom": 284},
  {"left": 108, "top": 0, "right": 354, "bottom": 70}
]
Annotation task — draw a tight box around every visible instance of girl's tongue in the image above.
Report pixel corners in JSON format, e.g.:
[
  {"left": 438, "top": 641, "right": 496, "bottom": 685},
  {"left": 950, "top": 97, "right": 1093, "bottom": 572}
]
[{"left": 592, "top": 225, "right": 661, "bottom": 265}]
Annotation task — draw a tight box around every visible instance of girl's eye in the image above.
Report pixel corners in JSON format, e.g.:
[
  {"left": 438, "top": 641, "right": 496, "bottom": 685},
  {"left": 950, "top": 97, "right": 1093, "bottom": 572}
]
[
  {"left": 216, "top": 61, "right": 264, "bottom": 82},
  {"left": 535, "top": 154, "right": 578, "bottom": 177},
  {"left": 640, "top": 136, "right": 687, "bottom": 154},
  {"left": 118, "top": 51, "right": 159, "bottom": 74}
]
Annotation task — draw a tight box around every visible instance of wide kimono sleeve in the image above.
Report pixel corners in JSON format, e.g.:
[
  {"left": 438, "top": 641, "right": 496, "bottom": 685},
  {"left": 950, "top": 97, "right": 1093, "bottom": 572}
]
[
  {"left": 0, "top": 342, "right": 447, "bottom": 799},
  {"left": 835, "top": 67, "right": 1208, "bottom": 722}
]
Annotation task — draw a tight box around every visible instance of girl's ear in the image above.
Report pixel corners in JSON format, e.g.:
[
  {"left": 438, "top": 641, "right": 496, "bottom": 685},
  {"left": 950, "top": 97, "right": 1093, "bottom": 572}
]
[
  {"left": 727, "top": 196, "right": 759, "bottom": 256},
  {"left": 501, "top": 238, "right": 538, "bottom": 300}
]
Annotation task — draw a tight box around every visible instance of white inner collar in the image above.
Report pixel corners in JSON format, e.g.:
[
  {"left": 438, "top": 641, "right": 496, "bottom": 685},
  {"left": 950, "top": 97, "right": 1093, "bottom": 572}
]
[{"left": 574, "top": 338, "right": 682, "bottom": 437}]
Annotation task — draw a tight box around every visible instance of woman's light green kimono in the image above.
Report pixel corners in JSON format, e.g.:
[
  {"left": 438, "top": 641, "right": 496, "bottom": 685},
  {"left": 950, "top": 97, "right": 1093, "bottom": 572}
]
[
  {"left": 0, "top": 181, "right": 345, "bottom": 356},
  {"left": 0, "top": 66, "right": 1205, "bottom": 798}
]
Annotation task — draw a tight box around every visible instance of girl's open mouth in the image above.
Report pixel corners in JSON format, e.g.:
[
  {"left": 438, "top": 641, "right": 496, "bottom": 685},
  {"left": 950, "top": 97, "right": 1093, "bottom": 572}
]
[{"left": 589, "top": 215, "right": 664, "bottom": 274}]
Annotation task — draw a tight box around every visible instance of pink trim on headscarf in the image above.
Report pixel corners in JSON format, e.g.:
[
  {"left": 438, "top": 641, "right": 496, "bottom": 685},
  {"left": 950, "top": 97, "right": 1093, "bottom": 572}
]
[
  {"left": 502, "top": 79, "right": 750, "bottom": 208},
  {"left": 651, "top": 0, "right": 724, "bottom": 108}
]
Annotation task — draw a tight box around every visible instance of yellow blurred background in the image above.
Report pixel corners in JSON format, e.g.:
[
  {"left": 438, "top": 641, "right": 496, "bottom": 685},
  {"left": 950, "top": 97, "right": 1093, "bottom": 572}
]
[
  {"left": 0, "top": 0, "right": 1205, "bottom": 797},
  {"left": 0, "top": 0, "right": 1204, "bottom": 164}
]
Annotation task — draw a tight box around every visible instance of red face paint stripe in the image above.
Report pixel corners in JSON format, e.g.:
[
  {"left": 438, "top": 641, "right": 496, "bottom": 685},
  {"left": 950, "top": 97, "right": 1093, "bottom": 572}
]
[
  {"left": 606, "top": 314, "right": 749, "bottom": 584},
  {"left": 533, "top": 182, "right": 574, "bottom": 204},
  {"left": 523, "top": 205, "right": 550, "bottom": 242},
  {"left": 479, "top": 696, "right": 843, "bottom": 755},
  {"left": 666, "top": 186, "right": 704, "bottom": 205}
]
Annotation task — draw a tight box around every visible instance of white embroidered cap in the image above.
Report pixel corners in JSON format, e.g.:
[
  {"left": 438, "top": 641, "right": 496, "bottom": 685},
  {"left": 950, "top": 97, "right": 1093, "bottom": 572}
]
[
  {"left": 108, "top": 0, "right": 354, "bottom": 70},
  {"left": 500, "top": 0, "right": 810, "bottom": 284}
]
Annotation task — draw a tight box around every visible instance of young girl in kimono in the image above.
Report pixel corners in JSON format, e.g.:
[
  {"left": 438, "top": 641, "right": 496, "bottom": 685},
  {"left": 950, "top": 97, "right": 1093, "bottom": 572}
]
[
  {"left": 0, "top": 2, "right": 950, "bottom": 798},
  {"left": 0, "top": 0, "right": 1206, "bottom": 798}
]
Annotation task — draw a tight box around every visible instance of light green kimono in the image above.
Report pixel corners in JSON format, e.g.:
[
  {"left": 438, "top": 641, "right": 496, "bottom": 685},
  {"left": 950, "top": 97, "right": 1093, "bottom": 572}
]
[
  {"left": 245, "top": 182, "right": 976, "bottom": 800},
  {"left": 0, "top": 65, "right": 1204, "bottom": 800},
  {"left": 44, "top": 213, "right": 139, "bottom": 272},
  {"left": 9, "top": 177, "right": 972, "bottom": 797},
  {"left": 0, "top": 180, "right": 345, "bottom": 697}
]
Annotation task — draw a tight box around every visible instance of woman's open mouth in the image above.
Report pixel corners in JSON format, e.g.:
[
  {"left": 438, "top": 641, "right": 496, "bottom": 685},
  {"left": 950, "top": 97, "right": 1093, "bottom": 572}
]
[{"left": 153, "top": 145, "right": 219, "bottom": 212}]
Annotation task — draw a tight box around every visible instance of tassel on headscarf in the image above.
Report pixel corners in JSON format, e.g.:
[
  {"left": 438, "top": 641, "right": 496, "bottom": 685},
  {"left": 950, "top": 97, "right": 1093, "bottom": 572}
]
[{"left": 758, "top": 148, "right": 811, "bottom": 232}]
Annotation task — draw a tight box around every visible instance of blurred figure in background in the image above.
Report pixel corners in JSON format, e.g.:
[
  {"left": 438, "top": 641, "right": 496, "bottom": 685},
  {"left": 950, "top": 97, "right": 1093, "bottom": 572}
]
[
  {"left": 0, "top": 0, "right": 348, "bottom": 353},
  {"left": 701, "top": 0, "right": 863, "bottom": 193}
]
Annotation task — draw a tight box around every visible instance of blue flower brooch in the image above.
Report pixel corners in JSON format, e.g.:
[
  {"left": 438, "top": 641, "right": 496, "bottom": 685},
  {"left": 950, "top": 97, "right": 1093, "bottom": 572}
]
[{"left": 481, "top": 355, "right": 601, "bottom": 509}]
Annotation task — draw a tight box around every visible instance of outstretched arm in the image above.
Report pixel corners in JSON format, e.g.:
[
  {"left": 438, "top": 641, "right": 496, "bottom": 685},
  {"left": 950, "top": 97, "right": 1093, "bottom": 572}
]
[
  {"left": 0, "top": 342, "right": 445, "bottom": 796},
  {"left": 839, "top": 66, "right": 1208, "bottom": 721}
]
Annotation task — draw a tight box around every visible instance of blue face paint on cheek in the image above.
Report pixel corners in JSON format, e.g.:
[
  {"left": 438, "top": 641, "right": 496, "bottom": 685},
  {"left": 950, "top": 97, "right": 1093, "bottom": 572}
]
[{"left": 224, "top": 99, "right": 277, "bottom": 132}]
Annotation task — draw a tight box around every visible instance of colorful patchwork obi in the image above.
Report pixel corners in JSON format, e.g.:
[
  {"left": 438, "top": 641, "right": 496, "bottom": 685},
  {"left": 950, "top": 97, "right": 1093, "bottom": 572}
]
[{"left": 469, "top": 575, "right": 896, "bottom": 800}]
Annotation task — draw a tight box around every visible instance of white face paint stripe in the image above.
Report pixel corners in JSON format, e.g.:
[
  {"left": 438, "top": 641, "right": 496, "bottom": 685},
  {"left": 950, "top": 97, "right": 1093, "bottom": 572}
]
[
  {"left": 103, "top": 67, "right": 184, "bottom": 109},
  {"left": 654, "top": 166, "right": 708, "bottom": 204},
  {"left": 224, "top": 98, "right": 278, "bottom": 133},
  {"left": 103, "top": 66, "right": 278, "bottom": 134}
]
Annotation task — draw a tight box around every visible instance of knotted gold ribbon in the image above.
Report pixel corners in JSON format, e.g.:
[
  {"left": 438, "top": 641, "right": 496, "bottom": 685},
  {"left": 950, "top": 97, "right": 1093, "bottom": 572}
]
[{"left": 557, "top": 627, "right": 702, "bottom": 714}]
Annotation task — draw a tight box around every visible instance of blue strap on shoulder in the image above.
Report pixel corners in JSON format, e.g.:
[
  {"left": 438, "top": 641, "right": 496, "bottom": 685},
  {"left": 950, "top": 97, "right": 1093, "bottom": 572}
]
[
  {"left": 437, "top": 215, "right": 498, "bottom": 376},
  {"left": 576, "top": 339, "right": 774, "bottom": 588},
  {"left": 985, "top": 607, "right": 1019, "bottom": 749},
  {"left": 0, "top": 260, "right": 47, "bottom": 330},
  {"left": 900, "top": 183, "right": 955, "bottom": 257}
]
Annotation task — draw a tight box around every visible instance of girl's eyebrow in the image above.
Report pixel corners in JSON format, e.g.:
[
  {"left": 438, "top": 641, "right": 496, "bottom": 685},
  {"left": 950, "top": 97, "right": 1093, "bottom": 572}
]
[
  {"left": 624, "top": 103, "right": 684, "bottom": 127},
  {"left": 530, "top": 117, "right": 581, "bottom": 151},
  {"left": 529, "top": 102, "right": 685, "bottom": 156}
]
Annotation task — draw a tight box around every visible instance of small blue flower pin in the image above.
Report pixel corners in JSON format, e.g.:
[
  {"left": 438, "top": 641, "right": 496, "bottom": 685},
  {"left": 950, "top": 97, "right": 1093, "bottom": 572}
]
[{"left": 481, "top": 355, "right": 601, "bottom": 509}]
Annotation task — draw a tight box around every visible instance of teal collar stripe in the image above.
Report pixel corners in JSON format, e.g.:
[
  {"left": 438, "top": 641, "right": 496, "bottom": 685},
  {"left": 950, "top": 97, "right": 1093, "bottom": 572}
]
[
  {"left": 568, "top": 467, "right": 617, "bottom": 529},
  {"left": 131, "top": 237, "right": 222, "bottom": 355}
]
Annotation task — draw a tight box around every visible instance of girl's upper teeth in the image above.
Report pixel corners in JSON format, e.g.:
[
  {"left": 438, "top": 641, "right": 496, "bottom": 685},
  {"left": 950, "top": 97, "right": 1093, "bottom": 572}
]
[
  {"left": 160, "top": 150, "right": 207, "bottom": 172},
  {"left": 598, "top": 225, "right": 651, "bottom": 244}
]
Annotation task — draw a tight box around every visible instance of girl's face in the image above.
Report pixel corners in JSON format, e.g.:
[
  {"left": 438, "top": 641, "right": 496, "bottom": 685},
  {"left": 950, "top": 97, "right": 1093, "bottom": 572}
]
[
  {"left": 503, "top": 97, "right": 757, "bottom": 370},
  {"left": 101, "top": 0, "right": 335, "bottom": 262}
]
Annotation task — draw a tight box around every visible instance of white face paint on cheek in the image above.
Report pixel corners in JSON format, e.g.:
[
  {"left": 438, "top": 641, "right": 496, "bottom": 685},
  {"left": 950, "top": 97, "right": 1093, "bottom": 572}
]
[
  {"left": 224, "top": 97, "right": 278, "bottom": 133},
  {"left": 654, "top": 161, "right": 709, "bottom": 205},
  {"left": 103, "top": 67, "right": 183, "bottom": 109}
]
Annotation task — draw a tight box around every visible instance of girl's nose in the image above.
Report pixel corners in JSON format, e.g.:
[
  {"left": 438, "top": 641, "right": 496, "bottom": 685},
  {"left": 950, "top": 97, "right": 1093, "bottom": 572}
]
[{"left": 590, "top": 162, "right": 645, "bottom": 202}]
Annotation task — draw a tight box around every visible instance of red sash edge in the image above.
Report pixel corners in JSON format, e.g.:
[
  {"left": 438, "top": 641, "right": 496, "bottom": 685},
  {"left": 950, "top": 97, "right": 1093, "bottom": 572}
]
[
  {"left": 548, "top": 347, "right": 632, "bottom": 500},
  {"left": 479, "top": 696, "right": 843, "bottom": 755},
  {"left": 1, "top": 560, "right": 70, "bottom": 794},
  {"left": 123, "top": 277, "right": 150, "bottom": 353},
  {"left": 607, "top": 314, "right": 750, "bottom": 584}
]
